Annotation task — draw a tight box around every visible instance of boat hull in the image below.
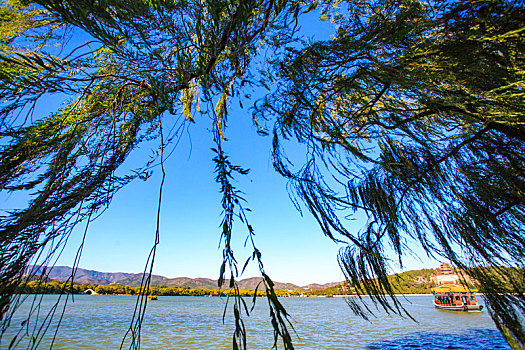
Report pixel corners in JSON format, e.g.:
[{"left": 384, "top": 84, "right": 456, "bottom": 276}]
[{"left": 433, "top": 302, "right": 483, "bottom": 311}]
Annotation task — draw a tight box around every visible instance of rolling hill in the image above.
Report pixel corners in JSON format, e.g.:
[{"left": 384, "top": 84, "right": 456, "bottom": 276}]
[{"left": 27, "top": 266, "right": 335, "bottom": 290}]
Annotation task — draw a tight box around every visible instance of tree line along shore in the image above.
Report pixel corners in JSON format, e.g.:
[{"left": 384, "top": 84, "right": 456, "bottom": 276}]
[
  {"left": 13, "top": 268, "right": 494, "bottom": 297},
  {"left": 19, "top": 266, "right": 524, "bottom": 297},
  {"left": 18, "top": 280, "right": 433, "bottom": 297}
]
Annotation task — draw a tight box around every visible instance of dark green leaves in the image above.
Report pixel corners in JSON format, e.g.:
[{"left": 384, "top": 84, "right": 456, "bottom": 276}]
[{"left": 258, "top": 1, "right": 525, "bottom": 348}]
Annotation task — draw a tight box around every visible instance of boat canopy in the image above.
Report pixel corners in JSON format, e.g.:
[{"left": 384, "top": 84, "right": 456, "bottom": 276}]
[{"left": 431, "top": 285, "right": 477, "bottom": 293}]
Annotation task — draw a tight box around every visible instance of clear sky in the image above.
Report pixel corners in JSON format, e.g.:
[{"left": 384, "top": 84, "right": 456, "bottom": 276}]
[
  {"left": 53, "top": 109, "right": 352, "bottom": 285},
  {"left": 51, "top": 94, "right": 437, "bottom": 286},
  {"left": 52, "top": 111, "right": 437, "bottom": 285},
  {"left": 3, "top": 9, "right": 439, "bottom": 286}
]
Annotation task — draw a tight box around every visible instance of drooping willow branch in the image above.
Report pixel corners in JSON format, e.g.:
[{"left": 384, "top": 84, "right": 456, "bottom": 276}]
[
  {"left": 1, "top": 1, "right": 305, "bottom": 348},
  {"left": 255, "top": 1, "right": 525, "bottom": 348},
  {"left": 121, "top": 114, "right": 166, "bottom": 350},
  {"left": 213, "top": 123, "right": 295, "bottom": 349}
]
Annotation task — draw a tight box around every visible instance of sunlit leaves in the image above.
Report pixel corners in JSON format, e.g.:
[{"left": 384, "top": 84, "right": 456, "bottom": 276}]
[
  {"left": 0, "top": 0, "right": 304, "bottom": 348},
  {"left": 4, "top": 0, "right": 523, "bottom": 349}
]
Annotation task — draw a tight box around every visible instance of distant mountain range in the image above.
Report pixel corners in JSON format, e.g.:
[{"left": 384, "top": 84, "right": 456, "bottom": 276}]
[{"left": 29, "top": 266, "right": 341, "bottom": 291}]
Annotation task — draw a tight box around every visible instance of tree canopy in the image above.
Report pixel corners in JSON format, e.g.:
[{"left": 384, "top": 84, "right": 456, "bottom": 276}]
[
  {"left": 0, "top": 0, "right": 524, "bottom": 349},
  {"left": 257, "top": 1, "right": 525, "bottom": 345}
]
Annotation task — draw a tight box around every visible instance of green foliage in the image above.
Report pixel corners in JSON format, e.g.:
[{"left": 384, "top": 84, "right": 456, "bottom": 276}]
[
  {"left": 1, "top": 0, "right": 525, "bottom": 349},
  {"left": 0, "top": 0, "right": 309, "bottom": 348},
  {"left": 257, "top": 0, "right": 525, "bottom": 347}
]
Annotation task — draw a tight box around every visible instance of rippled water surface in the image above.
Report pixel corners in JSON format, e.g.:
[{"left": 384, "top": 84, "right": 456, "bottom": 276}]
[{"left": 2, "top": 295, "right": 511, "bottom": 349}]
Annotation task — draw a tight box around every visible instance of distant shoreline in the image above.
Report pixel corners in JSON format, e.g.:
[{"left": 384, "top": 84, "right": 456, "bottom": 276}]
[
  {"left": 309, "top": 293, "right": 433, "bottom": 298},
  {"left": 17, "top": 292, "right": 437, "bottom": 297}
]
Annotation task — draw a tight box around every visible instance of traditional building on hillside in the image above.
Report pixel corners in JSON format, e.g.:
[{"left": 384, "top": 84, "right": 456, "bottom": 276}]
[
  {"left": 430, "top": 262, "right": 478, "bottom": 286},
  {"left": 439, "top": 263, "right": 454, "bottom": 275},
  {"left": 431, "top": 262, "right": 460, "bottom": 285},
  {"left": 431, "top": 273, "right": 459, "bottom": 285}
]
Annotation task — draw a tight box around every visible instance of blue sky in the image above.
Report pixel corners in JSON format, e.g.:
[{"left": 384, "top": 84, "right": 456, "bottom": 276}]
[
  {"left": 2, "top": 8, "right": 439, "bottom": 286},
  {"left": 54, "top": 110, "right": 351, "bottom": 285},
  {"left": 52, "top": 91, "right": 437, "bottom": 286}
]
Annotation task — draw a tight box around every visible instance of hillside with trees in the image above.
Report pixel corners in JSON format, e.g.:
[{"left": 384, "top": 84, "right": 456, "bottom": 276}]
[
  {"left": 21, "top": 268, "right": 458, "bottom": 295},
  {"left": 28, "top": 266, "right": 448, "bottom": 292}
]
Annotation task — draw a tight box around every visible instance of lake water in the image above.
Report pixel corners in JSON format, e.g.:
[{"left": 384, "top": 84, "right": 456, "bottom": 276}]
[{"left": 1, "top": 294, "right": 511, "bottom": 349}]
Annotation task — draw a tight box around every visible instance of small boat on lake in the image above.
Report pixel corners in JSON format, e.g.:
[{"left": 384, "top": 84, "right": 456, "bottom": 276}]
[
  {"left": 147, "top": 295, "right": 158, "bottom": 301},
  {"left": 431, "top": 285, "right": 483, "bottom": 311}
]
